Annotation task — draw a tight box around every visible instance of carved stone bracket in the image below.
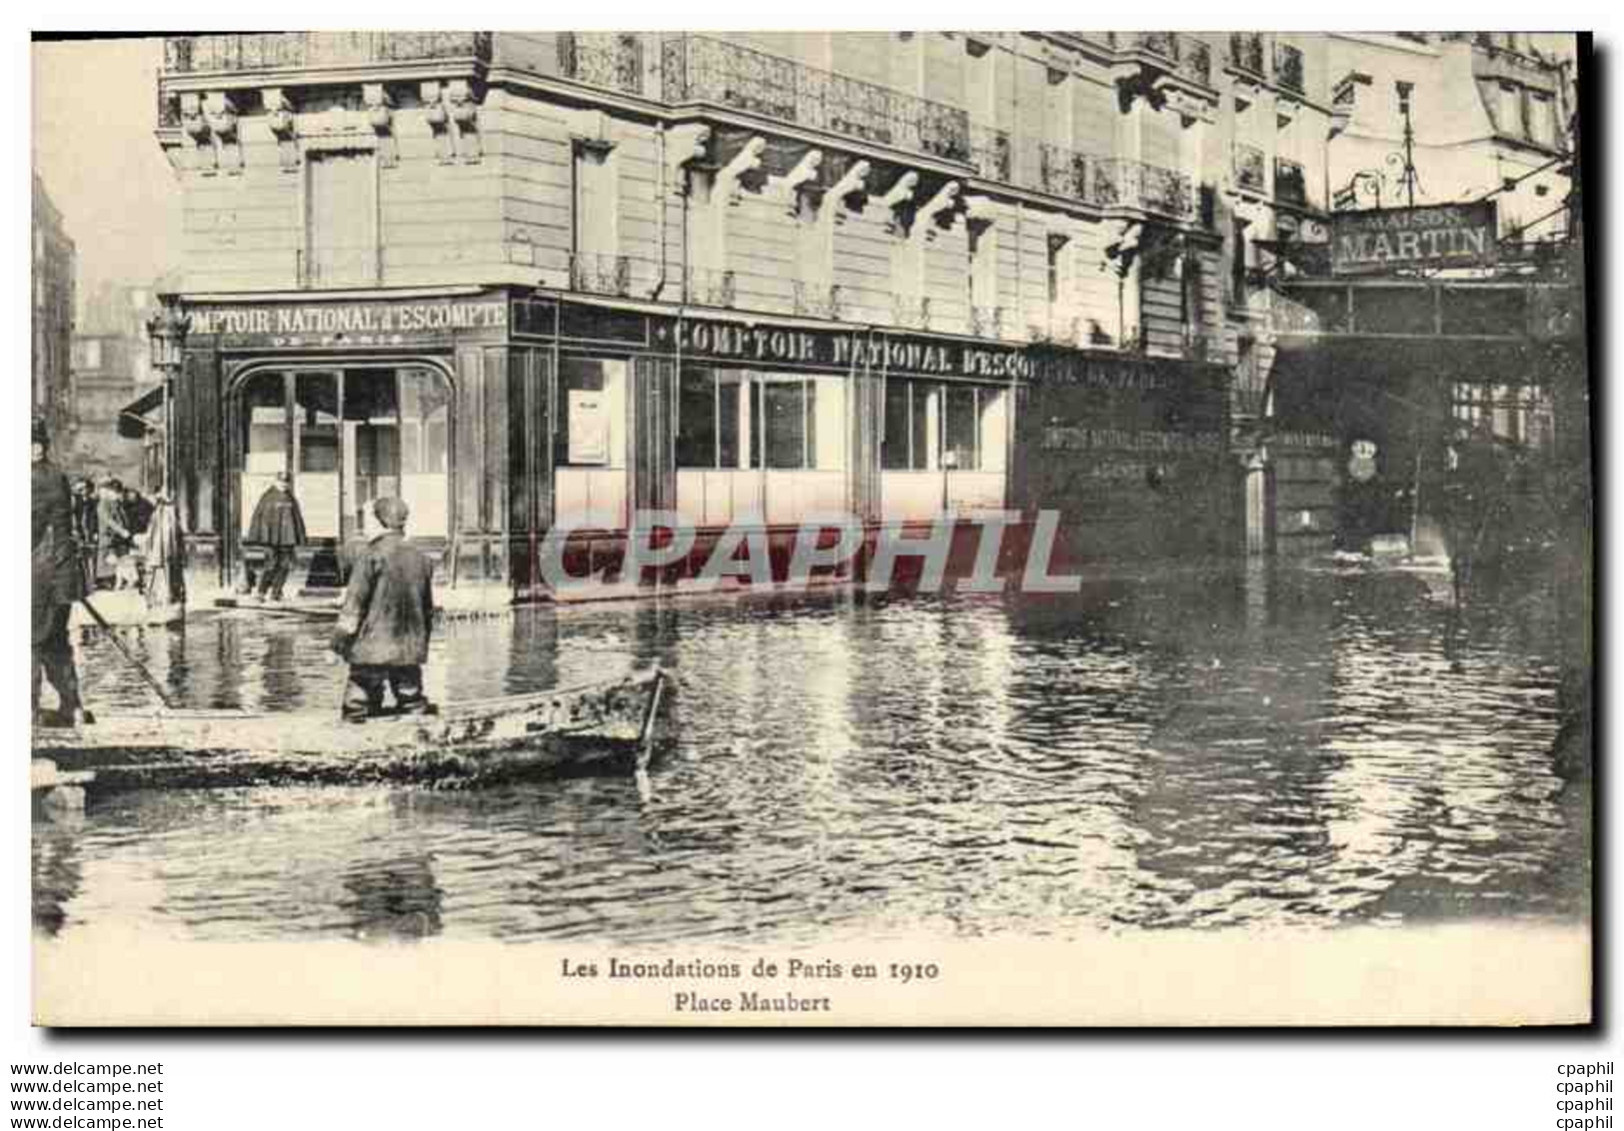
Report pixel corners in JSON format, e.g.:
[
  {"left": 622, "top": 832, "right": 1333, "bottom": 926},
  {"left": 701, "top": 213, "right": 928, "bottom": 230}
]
[
  {"left": 1101, "top": 217, "right": 1144, "bottom": 276},
  {"left": 912, "top": 181, "right": 960, "bottom": 242},
  {"left": 664, "top": 123, "right": 710, "bottom": 195},
  {"left": 714, "top": 136, "right": 765, "bottom": 205},
  {"left": 421, "top": 81, "right": 454, "bottom": 162},
  {"left": 363, "top": 84, "right": 397, "bottom": 168},
  {"left": 446, "top": 80, "right": 482, "bottom": 162},
  {"left": 767, "top": 149, "right": 823, "bottom": 215},
  {"left": 1275, "top": 95, "right": 1300, "bottom": 129},
  {"left": 203, "top": 92, "right": 241, "bottom": 173},
  {"left": 878, "top": 171, "right": 919, "bottom": 236},
  {"left": 179, "top": 93, "right": 215, "bottom": 174},
  {"left": 261, "top": 88, "right": 299, "bottom": 171},
  {"left": 1156, "top": 81, "right": 1214, "bottom": 127},
  {"left": 422, "top": 80, "right": 481, "bottom": 163},
  {"left": 825, "top": 159, "right": 871, "bottom": 227}
]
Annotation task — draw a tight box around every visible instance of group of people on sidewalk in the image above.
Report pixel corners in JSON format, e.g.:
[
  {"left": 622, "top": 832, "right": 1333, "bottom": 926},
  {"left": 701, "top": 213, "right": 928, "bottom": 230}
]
[
  {"left": 32, "top": 415, "right": 437, "bottom": 727},
  {"left": 73, "top": 474, "right": 161, "bottom": 593}
]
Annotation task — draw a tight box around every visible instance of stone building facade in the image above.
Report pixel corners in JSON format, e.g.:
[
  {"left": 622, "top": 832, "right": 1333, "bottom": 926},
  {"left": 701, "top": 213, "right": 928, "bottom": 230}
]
[
  {"left": 32, "top": 172, "right": 77, "bottom": 442},
  {"left": 153, "top": 31, "right": 1333, "bottom": 595}
]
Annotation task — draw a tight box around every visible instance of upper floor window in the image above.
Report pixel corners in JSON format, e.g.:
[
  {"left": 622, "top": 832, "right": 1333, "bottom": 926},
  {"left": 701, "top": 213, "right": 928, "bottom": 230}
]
[{"left": 304, "top": 150, "right": 377, "bottom": 288}]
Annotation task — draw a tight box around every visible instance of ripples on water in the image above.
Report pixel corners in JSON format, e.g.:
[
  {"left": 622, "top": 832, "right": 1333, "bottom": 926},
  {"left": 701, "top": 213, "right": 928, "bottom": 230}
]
[{"left": 33, "top": 564, "right": 1587, "bottom": 943}]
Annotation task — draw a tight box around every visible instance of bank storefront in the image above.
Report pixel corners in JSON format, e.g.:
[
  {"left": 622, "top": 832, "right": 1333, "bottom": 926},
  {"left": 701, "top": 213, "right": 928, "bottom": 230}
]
[{"left": 156, "top": 286, "right": 1227, "bottom": 598}]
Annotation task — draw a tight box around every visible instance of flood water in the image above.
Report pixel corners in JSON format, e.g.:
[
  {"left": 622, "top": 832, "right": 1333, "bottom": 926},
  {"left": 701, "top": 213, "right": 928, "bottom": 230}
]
[{"left": 33, "top": 562, "right": 1589, "bottom": 943}]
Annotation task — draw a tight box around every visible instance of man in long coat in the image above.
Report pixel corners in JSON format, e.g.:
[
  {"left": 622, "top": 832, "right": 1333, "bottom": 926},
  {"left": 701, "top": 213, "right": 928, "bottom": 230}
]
[
  {"left": 331, "top": 496, "right": 436, "bottom": 722},
  {"left": 32, "top": 418, "right": 91, "bottom": 726},
  {"left": 246, "top": 471, "right": 307, "bottom": 602}
]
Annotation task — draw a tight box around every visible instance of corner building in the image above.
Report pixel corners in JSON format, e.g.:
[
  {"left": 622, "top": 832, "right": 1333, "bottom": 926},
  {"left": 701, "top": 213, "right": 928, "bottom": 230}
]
[{"left": 155, "top": 32, "right": 1330, "bottom": 596}]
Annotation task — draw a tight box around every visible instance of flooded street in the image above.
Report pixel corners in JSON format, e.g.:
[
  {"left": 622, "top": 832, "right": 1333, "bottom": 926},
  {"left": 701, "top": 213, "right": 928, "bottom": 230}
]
[{"left": 33, "top": 563, "right": 1587, "bottom": 943}]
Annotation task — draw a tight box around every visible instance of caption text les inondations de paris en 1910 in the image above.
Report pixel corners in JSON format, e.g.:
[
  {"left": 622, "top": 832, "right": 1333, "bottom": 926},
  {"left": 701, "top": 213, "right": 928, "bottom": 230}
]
[{"left": 559, "top": 955, "right": 942, "bottom": 1016}]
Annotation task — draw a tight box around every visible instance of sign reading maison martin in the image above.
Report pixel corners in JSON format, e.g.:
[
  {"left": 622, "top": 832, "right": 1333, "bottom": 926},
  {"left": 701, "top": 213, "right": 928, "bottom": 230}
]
[
  {"left": 187, "top": 297, "right": 508, "bottom": 345},
  {"left": 1330, "top": 201, "right": 1498, "bottom": 275}
]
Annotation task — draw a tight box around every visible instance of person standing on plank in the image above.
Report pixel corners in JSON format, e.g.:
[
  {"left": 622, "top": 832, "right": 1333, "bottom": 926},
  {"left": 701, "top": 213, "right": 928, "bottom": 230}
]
[
  {"left": 245, "top": 470, "right": 307, "bottom": 603},
  {"left": 32, "top": 417, "right": 92, "bottom": 727},
  {"left": 331, "top": 496, "right": 437, "bottom": 723}
]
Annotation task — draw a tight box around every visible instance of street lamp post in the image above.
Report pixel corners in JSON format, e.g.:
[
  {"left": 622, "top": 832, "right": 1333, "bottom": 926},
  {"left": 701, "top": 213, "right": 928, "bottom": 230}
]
[
  {"left": 1395, "top": 80, "right": 1419, "bottom": 208},
  {"left": 145, "top": 298, "right": 190, "bottom": 500}
]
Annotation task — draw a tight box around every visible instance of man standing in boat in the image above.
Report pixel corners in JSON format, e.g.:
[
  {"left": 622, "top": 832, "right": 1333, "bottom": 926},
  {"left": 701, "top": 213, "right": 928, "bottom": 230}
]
[
  {"left": 331, "top": 496, "right": 437, "bottom": 723},
  {"left": 32, "top": 416, "right": 91, "bottom": 727},
  {"left": 245, "top": 470, "right": 307, "bottom": 603}
]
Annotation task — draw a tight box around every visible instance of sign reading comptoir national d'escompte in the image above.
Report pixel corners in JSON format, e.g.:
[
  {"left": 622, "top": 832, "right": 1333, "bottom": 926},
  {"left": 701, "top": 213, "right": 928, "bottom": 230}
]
[{"left": 1330, "top": 201, "right": 1498, "bottom": 275}]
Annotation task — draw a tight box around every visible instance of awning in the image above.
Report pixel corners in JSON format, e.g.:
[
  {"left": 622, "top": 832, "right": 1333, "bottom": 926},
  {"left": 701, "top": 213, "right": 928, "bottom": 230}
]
[{"left": 117, "top": 384, "right": 165, "bottom": 440}]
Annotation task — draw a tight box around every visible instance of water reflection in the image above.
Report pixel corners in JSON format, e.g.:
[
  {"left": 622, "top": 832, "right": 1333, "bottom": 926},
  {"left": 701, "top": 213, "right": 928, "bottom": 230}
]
[{"left": 35, "top": 564, "right": 1585, "bottom": 942}]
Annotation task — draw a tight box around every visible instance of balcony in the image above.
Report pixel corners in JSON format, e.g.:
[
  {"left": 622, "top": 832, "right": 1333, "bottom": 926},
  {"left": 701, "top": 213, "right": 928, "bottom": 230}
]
[
  {"left": 1038, "top": 143, "right": 1089, "bottom": 199},
  {"left": 892, "top": 295, "right": 933, "bottom": 331},
  {"left": 161, "top": 32, "right": 491, "bottom": 76},
  {"left": 792, "top": 280, "right": 844, "bottom": 320},
  {"left": 968, "top": 305, "right": 1007, "bottom": 340},
  {"left": 1274, "top": 158, "right": 1308, "bottom": 208},
  {"left": 661, "top": 34, "right": 970, "bottom": 165},
  {"left": 1228, "top": 33, "right": 1266, "bottom": 78},
  {"left": 569, "top": 252, "right": 633, "bottom": 298},
  {"left": 1233, "top": 143, "right": 1266, "bottom": 194},
  {"left": 970, "top": 125, "right": 1012, "bottom": 182},
  {"left": 685, "top": 267, "right": 737, "bottom": 309},
  {"left": 1090, "top": 158, "right": 1196, "bottom": 220},
  {"left": 555, "top": 33, "right": 644, "bottom": 96},
  {"left": 1274, "top": 42, "right": 1305, "bottom": 96},
  {"left": 1114, "top": 32, "right": 1213, "bottom": 89}
]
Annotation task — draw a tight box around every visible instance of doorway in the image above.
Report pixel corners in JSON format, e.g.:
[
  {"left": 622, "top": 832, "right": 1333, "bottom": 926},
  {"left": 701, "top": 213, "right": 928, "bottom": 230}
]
[{"left": 235, "top": 363, "right": 452, "bottom": 587}]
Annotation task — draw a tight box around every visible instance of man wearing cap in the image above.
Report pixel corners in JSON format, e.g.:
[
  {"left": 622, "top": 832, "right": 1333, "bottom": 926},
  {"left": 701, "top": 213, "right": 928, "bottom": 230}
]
[
  {"left": 32, "top": 418, "right": 91, "bottom": 726},
  {"left": 331, "top": 496, "right": 437, "bottom": 722},
  {"left": 245, "top": 471, "right": 307, "bottom": 602}
]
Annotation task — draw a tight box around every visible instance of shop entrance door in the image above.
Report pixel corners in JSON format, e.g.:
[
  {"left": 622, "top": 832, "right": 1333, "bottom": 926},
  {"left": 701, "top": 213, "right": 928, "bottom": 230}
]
[{"left": 236, "top": 364, "right": 452, "bottom": 588}]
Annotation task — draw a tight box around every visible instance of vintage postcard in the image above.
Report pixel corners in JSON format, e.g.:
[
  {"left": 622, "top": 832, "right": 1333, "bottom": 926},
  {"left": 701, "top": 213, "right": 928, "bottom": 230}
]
[{"left": 29, "top": 30, "right": 1590, "bottom": 1026}]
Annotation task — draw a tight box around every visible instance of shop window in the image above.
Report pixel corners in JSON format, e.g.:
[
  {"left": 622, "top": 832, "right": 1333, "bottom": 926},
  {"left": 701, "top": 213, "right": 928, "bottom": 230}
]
[
  {"left": 554, "top": 357, "right": 628, "bottom": 528},
  {"left": 758, "top": 378, "right": 815, "bottom": 469},
  {"left": 881, "top": 379, "right": 936, "bottom": 470},
  {"left": 237, "top": 367, "right": 451, "bottom": 543},
  {"left": 943, "top": 385, "right": 980, "bottom": 470}
]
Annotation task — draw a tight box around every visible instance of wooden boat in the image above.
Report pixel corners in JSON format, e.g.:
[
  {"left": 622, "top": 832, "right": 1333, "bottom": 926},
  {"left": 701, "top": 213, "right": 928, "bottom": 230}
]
[{"left": 31, "top": 667, "right": 670, "bottom": 794}]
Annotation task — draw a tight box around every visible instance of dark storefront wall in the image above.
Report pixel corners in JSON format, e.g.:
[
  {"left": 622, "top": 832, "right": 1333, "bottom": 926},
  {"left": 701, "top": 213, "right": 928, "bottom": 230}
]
[
  {"left": 1270, "top": 335, "right": 1565, "bottom": 552},
  {"left": 1013, "top": 356, "right": 1236, "bottom": 566}
]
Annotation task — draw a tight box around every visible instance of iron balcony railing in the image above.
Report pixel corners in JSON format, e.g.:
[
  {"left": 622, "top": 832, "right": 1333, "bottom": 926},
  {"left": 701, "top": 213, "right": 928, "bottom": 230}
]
[
  {"left": 1039, "top": 143, "right": 1089, "bottom": 199},
  {"left": 661, "top": 34, "right": 971, "bottom": 165},
  {"left": 1274, "top": 42, "right": 1305, "bottom": 95},
  {"left": 1113, "top": 32, "right": 1213, "bottom": 88},
  {"left": 967, "top": 134, "right": 1195, "bottom": 222},
  {"left": 970, "top": 125, "right": 1012, "bottom": 182},
  {"left": 968, "top": 305, "right": 1007, "bottom": 340},
  {"left": 162, "top": 32, "right": 492, "bottom": 75},
  {"left": 556, "top": 32, "right": 644, "bottom": 96},
  {"left": 1233, "top": 143, "right": 1266, "bottom": 194},
  {"left": 685, "top": 267, "right": 737, "bottom": 309},
  {"left": 1091, "top": 158, "right": 1196, "bottom": 219},
  {"left": 792, "top": 280, "right": 844, "bottom": 320},
  {"left": 1229, "top": 32, "right": 1266, "bottom": 77},
  {"left": 892, "top": 295, "right": 933, "bottom": 331},
  {"left": 569, "top": 253, "right": 633, "bottom": 298},
  {"left": 1274, "top": 158, "right": 1308, "bottom": 207}
]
